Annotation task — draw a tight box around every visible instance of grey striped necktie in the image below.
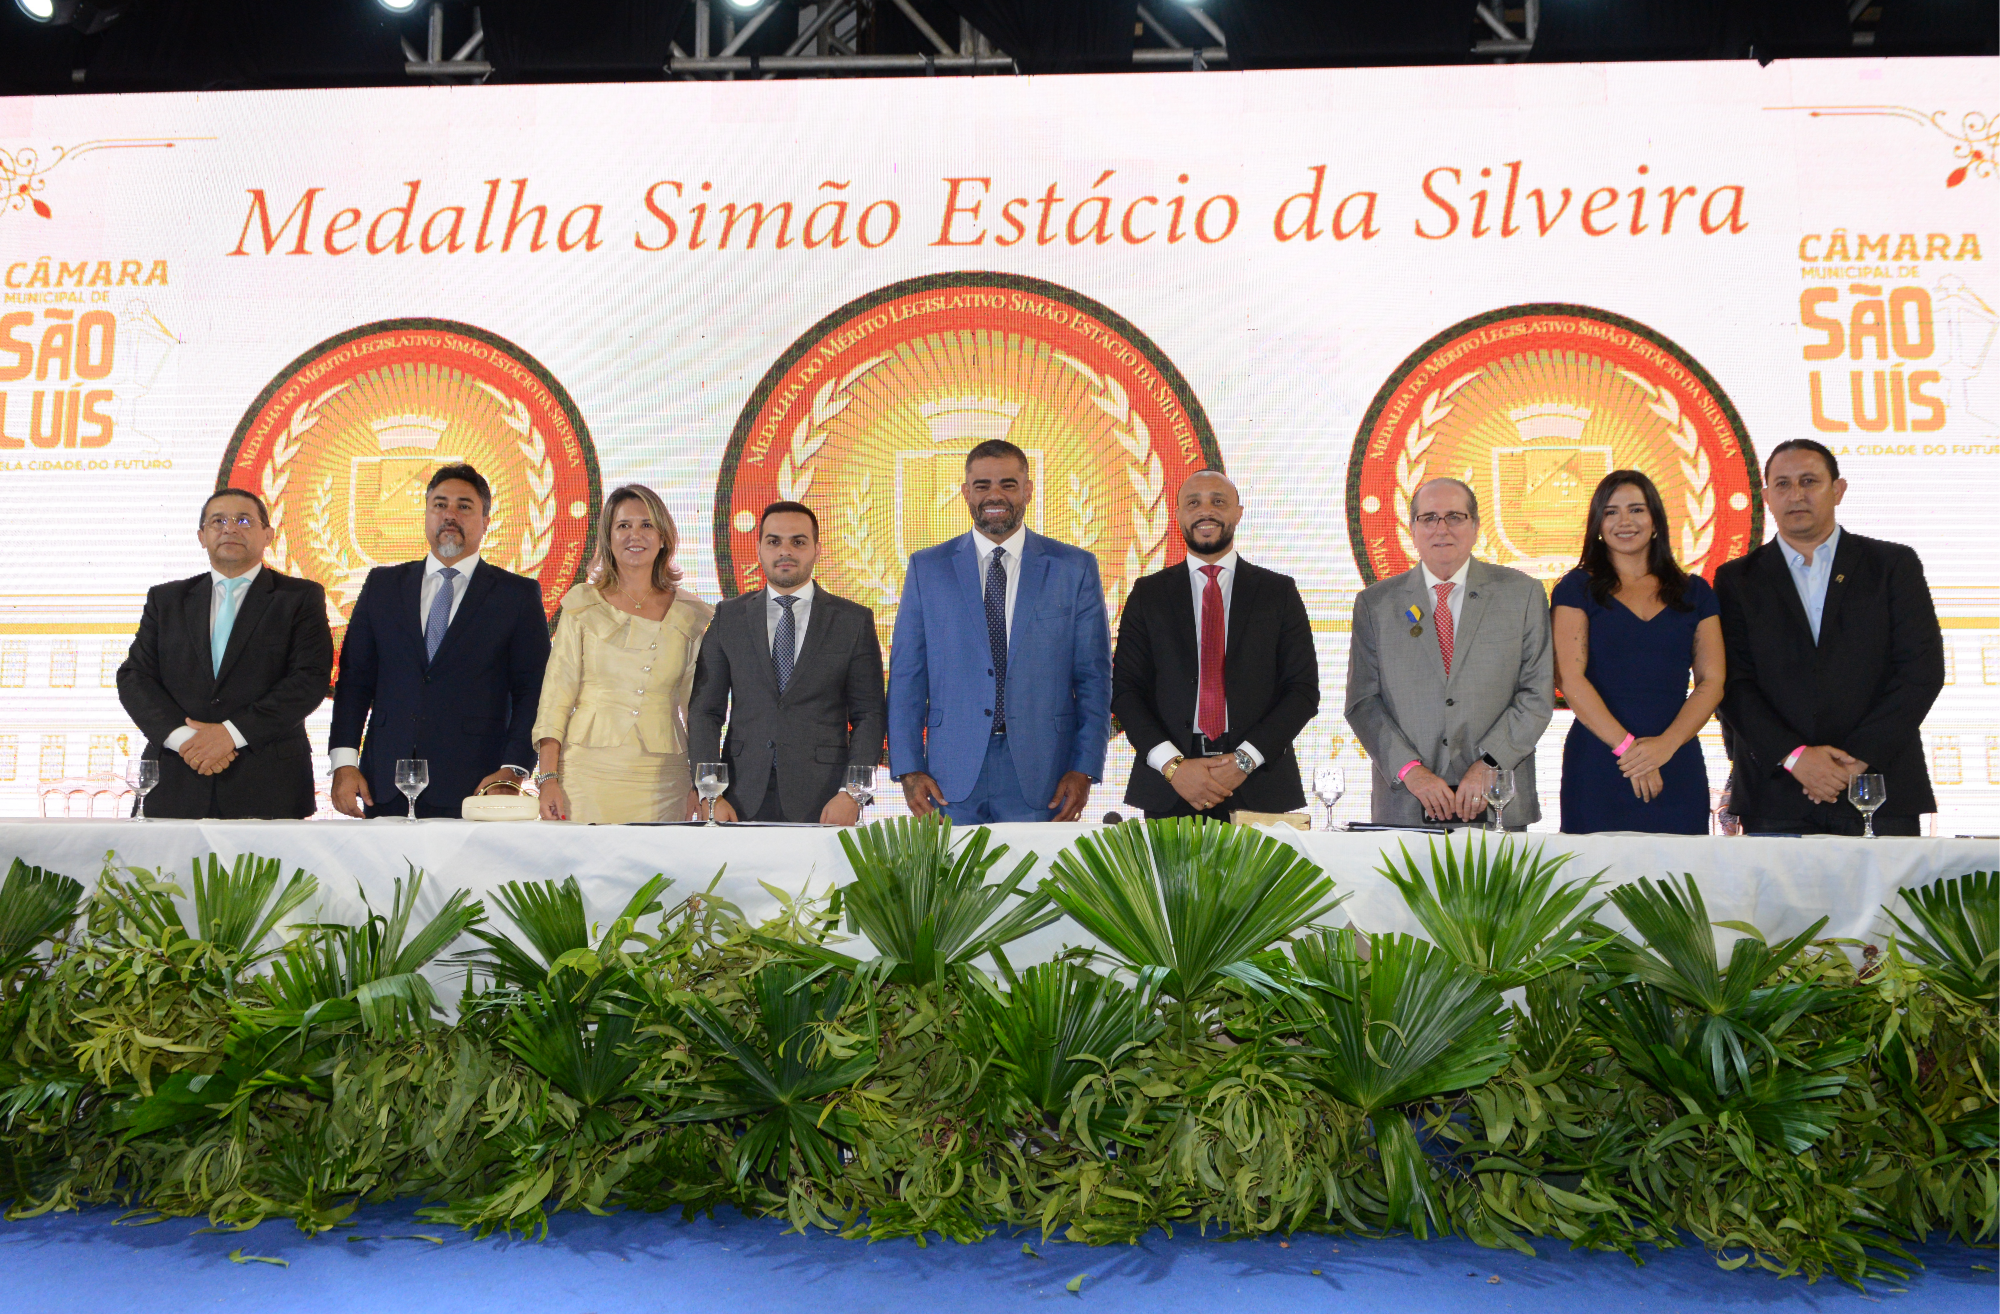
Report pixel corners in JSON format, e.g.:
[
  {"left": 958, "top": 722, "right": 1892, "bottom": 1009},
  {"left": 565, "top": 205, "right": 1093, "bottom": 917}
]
[
  {"left": 425, "top": 567, "right": 459, "bottom": 662},
  {"left": 772, "top": 593, "right": 798, "bottom": 694}
]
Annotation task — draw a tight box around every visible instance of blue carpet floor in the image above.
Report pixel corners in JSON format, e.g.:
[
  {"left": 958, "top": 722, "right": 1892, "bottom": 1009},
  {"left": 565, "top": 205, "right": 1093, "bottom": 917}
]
[{"left": 2, "top": 1202, "right": 1993, "bottom": 1313}]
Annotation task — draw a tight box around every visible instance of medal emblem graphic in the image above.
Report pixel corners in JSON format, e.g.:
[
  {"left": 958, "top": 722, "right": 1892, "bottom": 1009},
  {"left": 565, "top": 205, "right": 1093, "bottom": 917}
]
[
  {"left": 718, "top": 273, "right": 1223, "bottom": 650},
  {"left": 219, "top": 320, "right": 600, "bottom": 669},
  {"left": 1350, "top": 305, "right": 1760, "bottom": 588}
]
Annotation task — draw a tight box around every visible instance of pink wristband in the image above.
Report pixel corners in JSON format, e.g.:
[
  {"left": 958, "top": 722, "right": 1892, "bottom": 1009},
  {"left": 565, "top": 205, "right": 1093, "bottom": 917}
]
[
  {"left": 1398, "top": 759, "right": 1422, "bottom": 782},
  {"left": 1783, "top": 746, "right": 1806, "bottom": 773},
  {"left": 1612, "top": 733, "right": 1635, "bottom": 757}
]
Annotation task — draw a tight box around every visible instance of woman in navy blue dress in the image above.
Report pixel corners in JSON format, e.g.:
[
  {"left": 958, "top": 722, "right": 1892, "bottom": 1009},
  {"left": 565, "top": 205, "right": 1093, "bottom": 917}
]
[{"left": 1552, "top": 470, "right": 1726, "bottom": 834}]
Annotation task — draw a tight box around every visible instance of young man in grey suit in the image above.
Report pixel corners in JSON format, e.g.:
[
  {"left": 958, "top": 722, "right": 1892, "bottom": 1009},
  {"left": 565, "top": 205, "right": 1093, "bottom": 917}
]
[
  {"left": 1345, "top": 478, "right": 1554, "bottom": 828},
  {"left": 687, "top": 501, "right": 886, "bottom": 824}
]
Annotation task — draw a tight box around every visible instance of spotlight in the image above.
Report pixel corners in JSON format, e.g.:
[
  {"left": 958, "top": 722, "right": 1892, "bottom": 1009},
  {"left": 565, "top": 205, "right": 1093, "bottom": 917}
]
[
  {"left": 377, "top": 0, "right": 421, "bottom": 11},
  {"left": 14, "top": 0, "right": 64, "bottom": 21},
  {"left": 726, "top": 0, "right": 766, "bottom": 10}
]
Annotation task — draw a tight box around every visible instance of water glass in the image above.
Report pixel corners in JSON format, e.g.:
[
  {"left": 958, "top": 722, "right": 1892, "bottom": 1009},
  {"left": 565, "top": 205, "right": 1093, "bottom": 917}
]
[
  {"left": 695, "top": 762, "right": 730, "bottom": 826},
  {"left": 394, "top": 758, "right": 429, "bottom": 823},
  {"left": 1848, "top": 773, "right": 1888, "bottom": 837},
  {"left": 843, "top": 764, "right": 876, "bottom": 815},
  {"left": 1313, "top": 766, "right": 1345, "bottom": 830},
  {"left": 1483, "top": 765, "right": 1517, "bottom": 832},
  {"left": 125, "top": 757, "right": 159, "bottom": 821}
]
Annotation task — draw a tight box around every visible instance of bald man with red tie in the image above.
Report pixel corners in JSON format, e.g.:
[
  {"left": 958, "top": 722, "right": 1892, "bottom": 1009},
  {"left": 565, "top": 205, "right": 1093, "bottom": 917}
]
[{"left": 1111, "top": 471, "right": 1319, "bottom": 819}]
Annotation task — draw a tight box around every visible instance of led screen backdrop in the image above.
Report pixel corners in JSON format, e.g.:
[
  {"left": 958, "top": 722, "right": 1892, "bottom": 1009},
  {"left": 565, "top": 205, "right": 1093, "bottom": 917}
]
[{"left": 0, "top": 58, "right": 1995, "bottom": 829}]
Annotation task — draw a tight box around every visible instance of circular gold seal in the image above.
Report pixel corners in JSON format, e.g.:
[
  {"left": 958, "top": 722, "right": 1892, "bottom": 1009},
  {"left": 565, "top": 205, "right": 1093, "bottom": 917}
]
[
  {"left": 1350, "top": 304, "right": 1760, "bottom": 588},
  {"left": 219, "top": 320, "right": 600, "bottom": 672},
  {"left": 718, "top": 273, "right": 1222, "bottom": 647}
]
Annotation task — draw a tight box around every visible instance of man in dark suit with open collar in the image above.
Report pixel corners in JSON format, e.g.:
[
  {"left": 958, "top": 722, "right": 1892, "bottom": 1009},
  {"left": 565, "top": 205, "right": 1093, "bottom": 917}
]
[
  {"left": 117, "top": 488, "right": 333, "bottom": 819},
  {"left": 329, "top": 463, "right": 551, "bottom": 819},
  {"left": 1715, "top": 439, "right": 1944, "bottom": 835},
  {"left": 1113, "top": 471, "right": 1319, "bottom": 819},
  {"left": 687, "top": 501, "right": 886, "bottom": 824}
]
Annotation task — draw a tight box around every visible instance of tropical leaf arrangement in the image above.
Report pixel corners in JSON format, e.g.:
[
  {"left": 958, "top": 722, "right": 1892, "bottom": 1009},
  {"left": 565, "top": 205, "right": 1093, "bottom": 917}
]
[{"left": 0, "top": 829, "right": 1992, "bottom": 1290}]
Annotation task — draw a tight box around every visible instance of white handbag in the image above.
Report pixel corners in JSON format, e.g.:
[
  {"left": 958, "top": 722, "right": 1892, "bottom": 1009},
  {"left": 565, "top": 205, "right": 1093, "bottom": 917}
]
[{"left": 461, "top": 784, "right": 540, "bottom": 821}]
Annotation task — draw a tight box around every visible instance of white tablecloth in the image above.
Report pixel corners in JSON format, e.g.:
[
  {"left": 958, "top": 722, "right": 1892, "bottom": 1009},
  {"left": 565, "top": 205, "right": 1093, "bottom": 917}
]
[{"left": 4, "top": 820, "right": 1991, "bottom": 975}]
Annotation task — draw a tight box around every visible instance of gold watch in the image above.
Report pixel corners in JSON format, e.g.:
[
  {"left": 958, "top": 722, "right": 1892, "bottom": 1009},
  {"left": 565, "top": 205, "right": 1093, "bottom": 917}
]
[{"left": 1161, "top": 755, "right": 1186, "bottom": 782}]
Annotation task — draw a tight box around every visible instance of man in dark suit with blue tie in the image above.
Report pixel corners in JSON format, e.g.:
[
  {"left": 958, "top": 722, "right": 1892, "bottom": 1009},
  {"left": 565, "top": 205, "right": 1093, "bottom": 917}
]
[
  {"left": 329, "top": 463, "right": 551, "bottom": 818},
  {"left": 117, "top": 488, "right": 333, "bottom": 819},
  {"left": 888, "top": 439, "right": 1112, "bottom": 823}
]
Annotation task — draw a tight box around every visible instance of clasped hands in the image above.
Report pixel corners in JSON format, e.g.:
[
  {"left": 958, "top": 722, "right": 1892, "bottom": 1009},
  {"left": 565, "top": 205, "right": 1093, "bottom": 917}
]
[
  {"left": 177, "top": 719, "right": 237, "bottom": 776},
  {"left": 1613, "top": 735, "right": 1674, "bottom": 803},
  {"left": 1788, "top": 744, "right": 1867, "bottom": 806},
  {"left": 1166, "top": 755, "right": 1247, "bottom": 813},
  {"left": 1403, "top": 760, "right": 1500, "bottom": 823},
  {"left": 901, "top": 769, "right": 1095, "bottom": 822}
]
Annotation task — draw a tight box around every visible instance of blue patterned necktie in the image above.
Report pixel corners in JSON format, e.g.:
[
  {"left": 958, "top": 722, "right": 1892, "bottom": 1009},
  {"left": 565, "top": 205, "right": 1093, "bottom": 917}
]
[
  {"left": 772, "top": 593, "right": 798, "bottom": 694},
  {"left": 425, "top": 566, "right": 460, "bottom": 662},
  {"left": 985, "top": 545, "right": 1008, "bottom": 734},
  {"left": 211, "top": 576, "right": 247, "bottom": 677}
]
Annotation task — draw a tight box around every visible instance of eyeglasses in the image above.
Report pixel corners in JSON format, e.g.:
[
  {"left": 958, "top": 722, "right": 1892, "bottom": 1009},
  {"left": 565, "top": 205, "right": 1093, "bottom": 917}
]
[
  {"left": 201, "top": 514, "right": 259, "bottom": 531},
  {"left": 1412, "top": 512, "right": 1473, "bottom": 529}
]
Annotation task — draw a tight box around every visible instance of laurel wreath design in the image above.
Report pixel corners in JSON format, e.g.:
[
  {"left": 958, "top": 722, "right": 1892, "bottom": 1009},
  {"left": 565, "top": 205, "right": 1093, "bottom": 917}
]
[
  {"left": 470, "top": 381, "right": 557, "bottom": 579},
  {"left": 1392, "top": 371, "right": 1484, "bottom": 563},
  {"left": 1051, "top": 352, "right": 1157, "bottom": 600},
  {"left": 839, "top": 474, "right": 900, "bottom": 604},
  {"left": 259, "top": 383, "right": 349, "bottom": 576},
  {"left": 1068, "top": 473, "right": 1098, "bottom": 550},
  {"left": 1616, "top": 369, "right": 1716, "bottom": 572}
]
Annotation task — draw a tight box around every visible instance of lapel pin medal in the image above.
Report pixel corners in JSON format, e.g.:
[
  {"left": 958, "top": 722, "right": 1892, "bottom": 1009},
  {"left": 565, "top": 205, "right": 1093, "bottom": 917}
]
[{"left": 1405, "top": 602, "right": 1423, "bottom": 637}]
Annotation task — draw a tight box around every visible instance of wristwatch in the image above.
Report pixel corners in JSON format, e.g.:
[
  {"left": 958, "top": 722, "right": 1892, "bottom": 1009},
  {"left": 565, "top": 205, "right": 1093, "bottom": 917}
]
[
  {"left": 1479, "top": 752, "right": 1501, "bottom": 769},
  {"left": 1234, "top": 747, "right": 1256, "bottom": 775},
  {"left": 1161, "top": 755, "right": 1186, "bottom": 781}
]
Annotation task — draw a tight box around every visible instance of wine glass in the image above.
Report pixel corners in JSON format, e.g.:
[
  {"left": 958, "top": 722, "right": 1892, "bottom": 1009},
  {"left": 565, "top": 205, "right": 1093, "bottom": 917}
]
[
  {"left": 1848, "top": 773, "right": 1888, "bottom": 837},
  {"left": 695, "top": 762, "right": 729, "bottom": 826},
  {"left": 394, "top": 758, "right": 429, "bottom": 823},
  {"left": 124, "top": 757, "right": 159, "bottom": 821},
  {"left": 1313, "top": 766, "right": 1345, "bottom": 830},
  {"left": 1483, "top": 765, "right": 1517, "bottom": 832},
  {"left": 843, "top": 765, "right": 876, "bottom": 818}
]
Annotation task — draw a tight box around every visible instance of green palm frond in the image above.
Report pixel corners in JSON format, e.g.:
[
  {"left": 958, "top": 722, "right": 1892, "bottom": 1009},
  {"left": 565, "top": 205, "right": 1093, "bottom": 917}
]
[
  {"left": 96, "top": 854, "right": 316, "bottom": 963},
  {"left": 500, "top": 987, "right": 646, "bottom": 1111},
  {"left": 0, "top": 860, "right": 84, "bottom": 986},
  {"left": 1883, "top": 870, "right": 1997, "bottom": 1004},
  {"left": 1043, "top": 817, "right": 1344, "bottom": 1004},
  {"left": 1378, "top": 834, "right": 1613, "bottom": 988},
  {"left": 1285, "top": 929, "right": 1511, "bottom": 1229},
  {"left": 822, "top": 816, "right": 1057, "bottom": 987},
  {"left": 263, "top": 866, "right": 484, "bottom": 1035},
  {"left": 665, "top": 962, "right": 875, "bottom": 1181},
  {"left": 461, "top": 874, "right": 671, "bottom": 990},
  {"left": 959, "top": 959, "right": 1165, "bottom": 1120}
]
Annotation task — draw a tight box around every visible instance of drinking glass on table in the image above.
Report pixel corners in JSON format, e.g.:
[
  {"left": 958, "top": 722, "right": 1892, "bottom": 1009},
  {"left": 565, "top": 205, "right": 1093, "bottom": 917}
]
[
  {"left": 124, "top": 757, "right": 159, "bottom": 821},
  {"left": 1483, "top": 766, "right": 1517, "bottom": 832},
  {"left": 394, "top": 758, "right": 429, "bottom": 823},
  {"left": 1848, "top": 773, "right": 1888, "bottom": 837},
  {"left": 1313, "top": 766, "right": 1345, "bottom": 831},
  {"left": 695, "top": 762, "right": 730, "bottom": 826},
  {"left": 843, "top": 765, "right": 876, "bottom": 817}
]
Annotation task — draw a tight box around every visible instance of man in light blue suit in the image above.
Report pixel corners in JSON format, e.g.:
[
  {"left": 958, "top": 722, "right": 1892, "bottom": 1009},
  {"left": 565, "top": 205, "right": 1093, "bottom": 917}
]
[{"left": 889, "top": 439, "right": 1112, "bottom": 823}]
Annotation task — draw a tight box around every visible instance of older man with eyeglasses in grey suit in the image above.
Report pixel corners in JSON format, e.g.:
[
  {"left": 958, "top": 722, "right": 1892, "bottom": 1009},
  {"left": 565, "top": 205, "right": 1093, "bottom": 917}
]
[{"left": 1345, "top": 477, "right": 1554, "bottom": 828}]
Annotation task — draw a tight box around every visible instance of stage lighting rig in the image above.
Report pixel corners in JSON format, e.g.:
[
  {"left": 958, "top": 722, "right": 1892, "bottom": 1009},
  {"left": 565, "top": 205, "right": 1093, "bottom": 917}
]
[
  {"left": 13, "top": 0, "right": 130, "bottom": 32},
  {"left": 377, "top": 0, "right": 422, "bottom": 10}
]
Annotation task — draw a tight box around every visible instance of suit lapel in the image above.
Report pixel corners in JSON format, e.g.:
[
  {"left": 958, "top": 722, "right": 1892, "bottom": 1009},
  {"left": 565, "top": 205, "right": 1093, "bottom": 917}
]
[
  {"left": 1403, "top": 568, "right": 1449, "bottom": 688},
  {"left": 430, "top": 560, "right": 498, "bottom": 668},
  {"left": 1009, "top": 534, "right": 1050, "bottom": 657},
  {"left": 1224, "top": 559, "right": 1262, "bottom": 663},
  {"left": 185, "top": 574, "right": 215, "bottom": 684},
  {"left": 953, "top": 534, "right": 986, "bottom": 639},
  {"left": 1169, "top": 561, "right": 1200, "bottom": 670},
  {"left": 1816, "top": 530, "right": 1859, "bottom": 651},
  {"left": 743, "top": 589, "right": 782, "bottom": 701},
  {"left": 1758, "top": 541, "right": 1815, "bottom": 646},
  {"left": 786, "top": 589, "right": 836, "bottom": 697},
  {"left": 396, "top": 560, "right": 427, "bottom": 652},
  {"left": 1448, "top": 561, "right": 1495, "bottom": 685},
  {"left": 213, "top": 570, "right": 277, "bottom": 687}
]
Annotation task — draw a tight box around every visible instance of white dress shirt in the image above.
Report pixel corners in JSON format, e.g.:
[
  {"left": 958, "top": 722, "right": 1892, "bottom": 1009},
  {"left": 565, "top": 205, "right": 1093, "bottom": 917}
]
[
  {"left": 1781, "top": 524, "right": 1840, "bottom": 644},
  {"left": 971, "top": 524, "right": 1028, "bottom": 640},
  {"left": 329, "top": 552, "right": 483, "bottom": 772},
  {"left": 162, "top": 565, "right": 261, "bottom": 753},
  {"left": 764, "top": 578, "right": 816, "bottom": 663},
  {"left": 1419, "top": 556, "right": 1472, "bottom": 631},
  {"left": 1144, "top": 550, "right": 1265, "bottom": 773}
]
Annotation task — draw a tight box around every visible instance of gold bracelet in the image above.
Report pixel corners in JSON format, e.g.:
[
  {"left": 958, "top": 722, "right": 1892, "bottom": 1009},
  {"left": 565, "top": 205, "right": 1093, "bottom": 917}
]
[{"left": 1161, "top": 755, "right": 1186, "bottom": 782}]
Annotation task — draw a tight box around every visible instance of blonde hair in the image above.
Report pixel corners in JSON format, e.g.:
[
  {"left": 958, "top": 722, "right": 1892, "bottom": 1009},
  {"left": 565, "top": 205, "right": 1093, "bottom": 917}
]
[{"left": 587, "top": 484, "right": 682, "bottom": 593}]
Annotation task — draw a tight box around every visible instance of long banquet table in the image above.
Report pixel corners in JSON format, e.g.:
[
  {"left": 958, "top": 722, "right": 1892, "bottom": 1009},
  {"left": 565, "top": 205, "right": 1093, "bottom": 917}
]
[{"left": 3, "top": 819, "right": 1990, "bottom": 973}]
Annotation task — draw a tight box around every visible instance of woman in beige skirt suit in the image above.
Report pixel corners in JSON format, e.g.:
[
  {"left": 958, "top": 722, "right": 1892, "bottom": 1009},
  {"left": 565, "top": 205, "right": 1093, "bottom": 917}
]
[{"left": 533, "top": 484, "right": 713, "bottom": 823}]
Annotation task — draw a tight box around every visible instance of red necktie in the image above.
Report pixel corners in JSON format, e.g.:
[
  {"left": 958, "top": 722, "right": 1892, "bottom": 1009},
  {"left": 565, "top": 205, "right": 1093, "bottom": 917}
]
[
  {"left": 1197, "top": 564, "right": 1226, "bottom": 741},
  {"left": 1434, "top": 581, "right": 1456, "bottom": 677}
]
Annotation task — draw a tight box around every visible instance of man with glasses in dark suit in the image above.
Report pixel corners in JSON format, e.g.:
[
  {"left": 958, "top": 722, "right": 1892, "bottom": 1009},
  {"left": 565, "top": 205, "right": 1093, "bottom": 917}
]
[{"left": 117, "top": 488, "right": 333, "bottom": 818}]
